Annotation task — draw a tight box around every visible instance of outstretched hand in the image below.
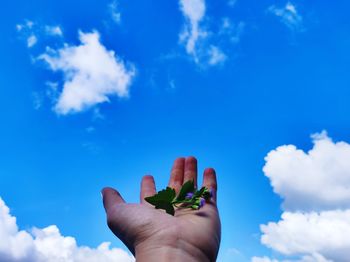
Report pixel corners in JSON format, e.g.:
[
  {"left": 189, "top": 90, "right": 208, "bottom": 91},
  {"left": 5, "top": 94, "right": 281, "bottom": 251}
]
[{"left": 102, "top": 157, "right": 221, "bottom": 262}]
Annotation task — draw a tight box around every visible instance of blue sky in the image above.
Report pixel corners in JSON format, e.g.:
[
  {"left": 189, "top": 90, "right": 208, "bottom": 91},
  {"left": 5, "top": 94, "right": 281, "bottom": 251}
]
[{"left": 1, "top": 0, "right": 350, "bottom": 261}]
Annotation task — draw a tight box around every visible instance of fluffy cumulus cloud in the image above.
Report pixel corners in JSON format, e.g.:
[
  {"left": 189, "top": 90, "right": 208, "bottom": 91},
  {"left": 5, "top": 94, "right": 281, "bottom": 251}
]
[
  {"left": 268, "top": 2, "right": 303, "bottom": 31},
  {"left": 260, "top": 211, "right": 350, "bottom": 262},
  {"left": 254, "top": 132, "right": 350, "bottom": 262},
  {"left": 264, "top": 131, "right": 350, "bottom": 211},
  {"left": 39, "top": 31, "right": 135, "bottom": 115},
  {"left": 0, "top": 197, "right": 134, "bottom": 262}
]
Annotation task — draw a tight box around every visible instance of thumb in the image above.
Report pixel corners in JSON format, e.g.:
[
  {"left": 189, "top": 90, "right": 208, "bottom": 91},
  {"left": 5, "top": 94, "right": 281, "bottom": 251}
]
[
  {"left": 101, "top": 187, "right": 125, "bottom": 213},
  {"left": 101, "top": 187, "right": 135, "bottom": 254}
]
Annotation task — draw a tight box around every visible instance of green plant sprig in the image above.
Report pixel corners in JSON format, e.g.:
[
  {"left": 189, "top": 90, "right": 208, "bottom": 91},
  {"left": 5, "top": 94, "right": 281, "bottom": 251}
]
[{"left": 144, "top": 180, "right": 212, "bottom": 216}]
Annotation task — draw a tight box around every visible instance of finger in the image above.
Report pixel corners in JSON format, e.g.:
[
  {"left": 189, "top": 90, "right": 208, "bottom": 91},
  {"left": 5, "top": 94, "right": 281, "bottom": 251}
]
[
  {"left": 140, "top": 175, "right": 156, "bottom": 203},
  {"left": 184, "top": 156, "right": 198, "bottom": 188},
  {"left": 202, "top": 168, "right": 217, "bottom": 203},
  {"left": 168, "top": 157, "right": 185, "bottom": 193},
  {"left": 101, "top": 188, "right": 134, "bottom": 255},
  {"left": 101, "top": 187, "right": 126, "bottom": 213}
]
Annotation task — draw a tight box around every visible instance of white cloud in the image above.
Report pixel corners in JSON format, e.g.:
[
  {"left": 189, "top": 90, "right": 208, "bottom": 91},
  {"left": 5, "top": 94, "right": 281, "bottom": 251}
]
[
  {"left": 0, "top": 197, "right": 134, "bottom": 262},
  {"left": 109, "top": 0, "right": 121, "bottom": 24},
  {"left": 251, "top": 257, "right": 278, "bottom": 262},
  {"left": 268, "top": 2, "right": 303, "bottom": 31},
  {"left": 263, "top": 131, "right": 350, "bottom": 211},
  {"left": 299, "top": 254, "right": 332, "bottom": 262},
  {"left": 17, "top": 20, "right": 37, "bottom": 48},
  {"left": 261, "top": 211, "right": 350, "bottom": 262},
  {"left": 39, "top": 31, "right": 135, "bottom": 115},
  {"left": 178, "top": 0, "right": 243, "bottom": 67},
  {"left": 222, "top": 247, "right": 246, "bottom": 262},
  {"left": 92, "top": 108, "right": 105, "bottom": 121},
  {"left": 16, "top": 20, "right": 34, "bottom": 32},
  {"left": 32, "top": 92, "right": 43, "bottom": 110},
  {"left": 45, "top": 81, "right": 59, "bottom": 103},
  {"left": 208, "top": 45, "right": 226, "bottom": 65},
  {"left": 179, "top": 0, "right": 207, "bottom": 61},
  {"left": 220, "top": 18, "right": 245, "bottom": 44},
  {"left": 255, "top": 132, "right": 350, "bottom": 262},
  {"left": 27, "top": 35, "right": 37, "bottom": 48},
  {"left": 45, "top": 26, "right": 63, "bottom": 36},
  {"left": 252, "top": 254, "right": 331, "bottom": 262},
  {"left": 17, "top": 20, "right": 63, "bottom": 48}
]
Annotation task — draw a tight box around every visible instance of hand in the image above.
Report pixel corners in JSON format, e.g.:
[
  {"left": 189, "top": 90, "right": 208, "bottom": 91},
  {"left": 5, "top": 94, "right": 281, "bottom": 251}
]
[{"left": 102, "top": 157, "right": 221, "bottom": 262}]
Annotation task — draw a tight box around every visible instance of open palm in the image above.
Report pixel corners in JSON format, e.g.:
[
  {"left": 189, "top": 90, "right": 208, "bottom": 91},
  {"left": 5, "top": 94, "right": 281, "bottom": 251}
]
[{"left": 102, "top": 157, "right": 221, "bottom": 261}]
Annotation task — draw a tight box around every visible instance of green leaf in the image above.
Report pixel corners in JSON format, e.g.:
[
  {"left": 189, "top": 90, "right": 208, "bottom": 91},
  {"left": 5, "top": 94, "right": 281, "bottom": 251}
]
[
  {"left": 193, "top": 186, "right": 206, "bottom": 198},
  {"left": 176, "top": 180, "right": 195, "bottom": 201},
  {"left": 155, "top": 202, "right": 175, "bottom": 216},
  {"left": 144, "top": 187, "right": 176, "bottom": 215},
  {"left": 202, "top": 188, "right": 211, "bottom": 200}
]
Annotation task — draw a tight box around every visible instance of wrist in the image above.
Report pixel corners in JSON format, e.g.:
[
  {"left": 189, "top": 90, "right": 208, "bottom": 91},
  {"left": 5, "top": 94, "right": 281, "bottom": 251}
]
[{"left": 135, "top": 241, "right": 212, "bottom": 262}]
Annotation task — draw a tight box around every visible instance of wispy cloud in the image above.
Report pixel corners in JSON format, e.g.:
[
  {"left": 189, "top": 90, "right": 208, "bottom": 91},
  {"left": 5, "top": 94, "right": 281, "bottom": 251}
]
[
  {"left": 39, "top": 31, "right": 135, "bottom": 115},
  {"left": 254, "top": 131, "right": 350, "bottom": 261},
  {"left": 251, "top": 257, "right": 278, "bottom": 262},
  {"left": 16, "top": 20, "right": 63, "bottom": 48},
  {"left": 109, "top": 0, "right": 121, "bottom": 24},
  {"left": 17, "top": 20, "right": 37, "bottom": 48},
  {"left": 45, "top": 25, "right": 63, "bottom": 36},
  {"left": 45, "top": 81, "right": 59, "bottom": 103},
  {"left": 0, "top": 197, "right": 134, "bottom": 262},
  {"left": 27, "top": 34, "right": 38, "bottom": 48},
  {"left": 178, "top": 0, "right": 225, "bottom": 66},
  {"left": 32, "top": 92, "right": 43, "bottom": 110},
  {"left": 178, "top": 0, "right": 244, "bottom": 67},
  {"left": 179, "top": 0, "right": 207, "bottom": 61},
  {"left": 223, "top": 247, "right": 247, "bottom": 262},
  {"left": 268, "top": 2, "right": 303, "bottom": 31},
  {"left": 220, "top": 18, "right": 245, "bottom": 44},
  {"left": 227, "top": 0, "right": 237, "bottom": 8},
  {"left": 92, "top": 107, "right": 105, "bottom": 121},
  {"left": 208, "top": 45, "right": 226, "bottom": 65},
  {"left": 16, "top": 20, "right": 34, "bottom": 31},
  {"left": 86, "top": 126, "right": 96, "bottom": 133}
]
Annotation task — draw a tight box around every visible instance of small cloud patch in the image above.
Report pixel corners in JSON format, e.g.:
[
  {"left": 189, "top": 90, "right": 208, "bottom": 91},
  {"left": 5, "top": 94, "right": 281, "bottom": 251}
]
[
  {"left": 268, "top": 2, "right": 303, "bottom": 31},
  {"left": 16, "top": 20, "right": 63, "bottom": 48}
]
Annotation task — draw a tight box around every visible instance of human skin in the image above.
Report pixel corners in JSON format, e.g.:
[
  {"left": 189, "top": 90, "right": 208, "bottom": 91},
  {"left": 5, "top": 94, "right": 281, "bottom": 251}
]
[{"left": 102, "top": 156, "right": 221, "bottom": 262}]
